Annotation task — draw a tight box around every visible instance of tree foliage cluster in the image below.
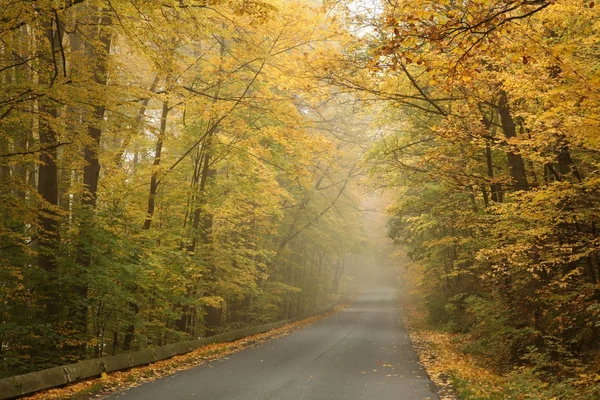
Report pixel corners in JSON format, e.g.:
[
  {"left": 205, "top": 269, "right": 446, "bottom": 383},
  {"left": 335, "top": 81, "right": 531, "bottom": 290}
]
[
  {"left": 342, "top": 0, "right": 600, "bottom": 394},
  {"left": 0, "top": 0, "right": 367, "bottom": 377}
]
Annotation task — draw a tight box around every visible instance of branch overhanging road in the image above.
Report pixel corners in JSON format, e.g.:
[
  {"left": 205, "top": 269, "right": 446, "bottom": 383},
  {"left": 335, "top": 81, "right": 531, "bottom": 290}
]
[{"left": 107, "top": 287, "right": 439, "bottom": 400}]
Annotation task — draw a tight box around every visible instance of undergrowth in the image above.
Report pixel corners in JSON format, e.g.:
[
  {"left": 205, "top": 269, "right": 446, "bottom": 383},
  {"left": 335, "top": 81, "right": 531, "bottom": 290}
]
[{"left": 399, "top": 269, "right": 600, "bottom": 400}]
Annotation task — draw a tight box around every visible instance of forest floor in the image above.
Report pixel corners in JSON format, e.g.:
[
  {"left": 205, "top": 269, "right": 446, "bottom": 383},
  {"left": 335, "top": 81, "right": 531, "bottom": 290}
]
[
  {"left": 399, "top": 290, "right": 600, "bottom": 400},
  {"left": 400, "top": 300, "right": 489, "bottom": 400},
  {"left": 22, "top": 306, "right": 348, "bottom": 400}
]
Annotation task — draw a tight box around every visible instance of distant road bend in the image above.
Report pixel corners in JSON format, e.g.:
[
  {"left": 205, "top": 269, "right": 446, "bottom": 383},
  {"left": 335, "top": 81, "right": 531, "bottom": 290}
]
[{"left": 107, "top": 287, "right": 439, "bottom": 400}]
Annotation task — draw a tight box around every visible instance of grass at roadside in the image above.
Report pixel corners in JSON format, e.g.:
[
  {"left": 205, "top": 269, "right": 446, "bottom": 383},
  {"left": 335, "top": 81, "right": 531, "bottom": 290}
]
[{"left": 23, "top": 305, "right": 348, "bottom": 400}]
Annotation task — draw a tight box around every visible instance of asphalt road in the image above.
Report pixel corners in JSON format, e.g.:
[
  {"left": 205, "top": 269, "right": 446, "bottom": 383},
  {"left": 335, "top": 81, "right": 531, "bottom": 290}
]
[{"left": 107, "top": 287, "right": 439, "bottom": 400}]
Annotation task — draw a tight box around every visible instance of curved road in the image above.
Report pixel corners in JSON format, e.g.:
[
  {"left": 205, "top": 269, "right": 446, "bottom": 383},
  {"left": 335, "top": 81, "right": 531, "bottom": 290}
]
[{"left": 107, "top": 287, "right": 439, "bottom": 400}]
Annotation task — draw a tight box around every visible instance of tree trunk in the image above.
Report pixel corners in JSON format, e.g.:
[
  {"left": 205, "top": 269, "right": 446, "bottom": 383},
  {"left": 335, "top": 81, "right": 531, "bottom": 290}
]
[
  {"left": 114, "top": 75, "right": 160, "bottom": 168},
  {"left": 187, "top": 133, "right": 215, "bottom": 252},
  {"left": 37, "top": 16, "right": 62, "bottom": 325},
  {"left": 143, "top": 100, "right": 169, "bottom": 230},
  {"left": 71, "top": 8, "right": 112, "bottom": 358},
  {"left": 498, "top": 91, "right": 529, "bottom": 191},
  {"left": 124, "top": 99, "right": 169, "bottom": 350},
  {"left": 485, "top": 142, "right": 503, "bottom": 203},
  {"left": 557, "top": 136, "right": 582, "bottom": 183},
  {"left": 34, "top": 16, "right": 63, "bottom": 368}
]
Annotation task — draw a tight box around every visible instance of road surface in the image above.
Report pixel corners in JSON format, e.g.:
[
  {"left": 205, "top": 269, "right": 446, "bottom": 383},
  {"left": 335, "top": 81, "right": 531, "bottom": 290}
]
[{"left": 107, "top": 287, "right": 439, "bottom": 400}]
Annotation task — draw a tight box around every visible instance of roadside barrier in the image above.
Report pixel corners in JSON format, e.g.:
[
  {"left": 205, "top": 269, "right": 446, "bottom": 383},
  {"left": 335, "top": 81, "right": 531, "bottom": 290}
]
[{"left": 0, "top": 304, "right": 343, "bottom": 399}]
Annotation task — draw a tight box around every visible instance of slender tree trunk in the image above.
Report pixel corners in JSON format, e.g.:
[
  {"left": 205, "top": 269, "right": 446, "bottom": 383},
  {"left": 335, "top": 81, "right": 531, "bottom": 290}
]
[
  {"left": 332, "top": 256, "right": 345, "bottom": 295},
  {"left": 121, "top": 302, "right": 140, "bottom": 351},
  {"left": 0, "top": 141, "right": 10, "bottom": 182},
  {"left": 480, "top": 184, "right": 489, "bottom": 207},
  {"left": 498, "top": 91, "right": 529, "bottom": 191},
  {"left": 114, "top": 75, "right": 160, "bottom": 167},
  {"left": 16, "top": 25, "right": 34, "bottom": 201},
  {"left": 0, "top": 64, "right": 11, "bottom": 179},
  {"left": 176, "top": 137, "right": 215, "bottom": 334},
  {"left": 71, "top": 9, "right": 112, "bottom": 358},
  {"left": 33, "top": 16, "right": 64, "bottom": 368},
  {"left": 143, "top": 101, "right": 169, "bottom": 230},
  {"left": 37, "top": 16, "right": 62, "bottom": 325},
  {"left": 123, "top": 99, "right": 168, "bottom": 350},
  {"left": 123, "top": 100, "right": 169, "bottom": 350},
  {"left": 480, "top": 108, "right": 502, "bottom": 202},
  {"left": 187, "top": 133, "right": 215, "bottom": 252},
  {"left": 557, "top": 136, "right": 582, "bottom": 183}
]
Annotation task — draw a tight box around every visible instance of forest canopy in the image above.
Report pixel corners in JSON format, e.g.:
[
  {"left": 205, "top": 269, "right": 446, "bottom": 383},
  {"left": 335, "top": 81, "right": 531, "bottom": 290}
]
[
  {"left": 347, "top": 0, "right": 600, "bottom": 396},
  {"left": 1, "top": 0, "right": 599, "bottom": 396},
  {"left": 0, "top": 0, "right": 369, "bottom": 376}
]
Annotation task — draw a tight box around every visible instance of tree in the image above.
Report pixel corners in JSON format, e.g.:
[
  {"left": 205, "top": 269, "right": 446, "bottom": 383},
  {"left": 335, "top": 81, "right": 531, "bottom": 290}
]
[
  {"left": 352, "top": 0, "right": 600, "bottom": 384},
  {"left": 0, "top": 0, "right": 369, "bottom": 377}
]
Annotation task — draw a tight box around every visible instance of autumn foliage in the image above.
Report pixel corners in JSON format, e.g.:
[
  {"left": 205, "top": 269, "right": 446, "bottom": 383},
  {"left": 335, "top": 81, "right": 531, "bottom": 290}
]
[
  {"left": 337, "top": 0, "right": 600, "bottom": 397},
  {"left": 2, "top": 0, "right": 599, "bottom": 397},
  {"left": 0, "top": 0, "right": 364, "bottom": 378}
]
